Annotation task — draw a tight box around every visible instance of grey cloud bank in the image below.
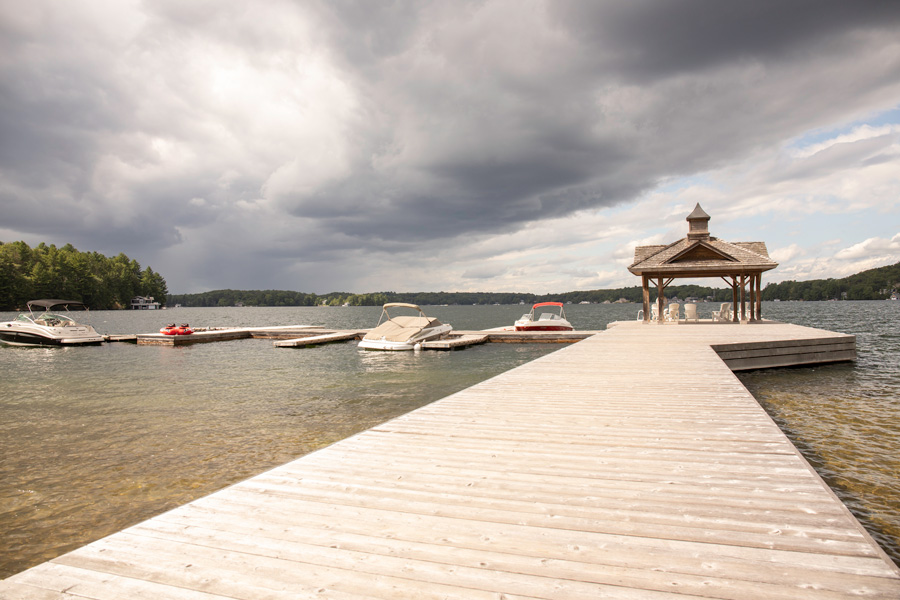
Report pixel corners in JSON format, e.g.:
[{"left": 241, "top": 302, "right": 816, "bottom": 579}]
[{"left": 2, "top": 1, "right": 899, "bottom": 294}]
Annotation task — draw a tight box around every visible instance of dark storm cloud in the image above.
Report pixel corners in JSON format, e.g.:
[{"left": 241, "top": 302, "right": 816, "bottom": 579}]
[
  {"left": 550, "top": 0, "right": 900, "bottom": 80},
  {"left": 273, "top": 0, "right": 900, "bottom": 249}
]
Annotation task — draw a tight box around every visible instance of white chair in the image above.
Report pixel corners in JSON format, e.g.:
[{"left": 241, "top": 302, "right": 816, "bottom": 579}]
[
  {"left": 666, "top": 303, "right": 680, "bottom": 322},
  {"left": 637, "top": 306, "right": 655, "bottom": 321},
  {"left": 712, "top": 302, "right": 732, "bottom": 322},
  {"left": 684, "top": 303, "right": 698, "bottom": 322},
  {"left": 638, "top": 304, "right": 664, "bottom": 321}
]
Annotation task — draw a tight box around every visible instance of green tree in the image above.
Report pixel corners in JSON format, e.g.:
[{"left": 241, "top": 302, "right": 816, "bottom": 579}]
[
  {"left": 0, "top": 242, "right": 33, "bottom": 308},
  {"left": 140, "top": 267, "right": 168, "bottom": 303},
  {"left": 0, "top": 241, "right": 169, "bottom": 310}
]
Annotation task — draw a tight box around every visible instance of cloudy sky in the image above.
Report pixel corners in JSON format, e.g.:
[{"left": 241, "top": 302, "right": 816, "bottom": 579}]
[{"left": 2, "top": 1, "right": 899, "bottom": 294}]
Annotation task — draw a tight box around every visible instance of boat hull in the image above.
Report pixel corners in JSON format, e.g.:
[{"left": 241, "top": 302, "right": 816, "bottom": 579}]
[
  {"left": 0, "top": 324, "right": 104, "bottom": 346},
  {"left": 358, "top": 325, "right": 452, "bottom": 351},
  {"left": 514, "top": 324, "right": 574, "bottom": 332},
  {"left": 357, "top": 339, "right": 419, "bottom": 351},
  {"left": 513, "top": 302, "right": 573, "bottom": 332}
]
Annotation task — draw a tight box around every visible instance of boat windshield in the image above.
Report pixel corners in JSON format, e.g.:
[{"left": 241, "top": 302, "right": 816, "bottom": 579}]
[
  {"left": 33, "top": 312, "right": 78, "bottom": 326},
  {"left": 531, "top": 304, "right": 566, "bottom": 319},
  {"left": 377, "top": 304, "right": 428, "bottom": 326}
]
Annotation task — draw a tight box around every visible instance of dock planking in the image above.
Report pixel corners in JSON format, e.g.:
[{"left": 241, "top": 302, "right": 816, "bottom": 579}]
[
  {"left": 133, "top": 325, "right": 593, "bottom": 347},
  {"left": 136, "top": 325, "right": 325, "bottom": 345},
  {"left": 274, "top": 330, "right": 365, "bottom": 347},
  {"left": 3, "top": 320, "right": 898, "bottom": 599},
  {"left": 419, "top": 333, "right": 490, "bottom": 349}
]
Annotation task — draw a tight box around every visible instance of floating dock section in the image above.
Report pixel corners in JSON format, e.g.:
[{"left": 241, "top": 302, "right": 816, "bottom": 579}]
[
  {"left": 134, "top": 326, "right": 596, "bottom": 347},
  {"left": 274, "top": 330, "right": 366, "bottom": 347},
  {"left": 420, "top": 333, "right": 490, "bottom": 349},
  {"left": 5, "top": 320, "right": 898, "bottom": 599},
  {"left": 136, "top": 325, "right": 331, "bottom": 345},
  {"left": 273, "top": 329, "right": 596, "bottom": 349}
]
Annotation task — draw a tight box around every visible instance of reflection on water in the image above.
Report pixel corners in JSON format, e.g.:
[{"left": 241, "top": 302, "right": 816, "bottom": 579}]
[
  {"left": 737, "top": 300, "right": 900, "bottom": 566},
  {"left": 1, "top": 301, "right": 899, "bottom": 576},
  {"left": 0, "top": 306, "right": 564, "bottom": 578}
]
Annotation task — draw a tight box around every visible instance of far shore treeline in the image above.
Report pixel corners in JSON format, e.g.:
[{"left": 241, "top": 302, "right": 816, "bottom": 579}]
[
  {"left": 3, "top": 239, "right": 898, "bottom": 310},
  {"left": 168, "top": 261, "right": 900, "bottom": 308},
  {"left": 0, "top": 241, "right": 168, "bottom": 311},
  {"left": 167, "top": 286, "right": 732, "bottom": 308}
]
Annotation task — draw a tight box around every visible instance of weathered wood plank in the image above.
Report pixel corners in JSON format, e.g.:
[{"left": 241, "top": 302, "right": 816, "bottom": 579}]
[
  {"left": 420, "top": 333, "right": 489, "bottom": 349},
  {"left": 274, "top": 331, "right": 363, "bottom": 347}
]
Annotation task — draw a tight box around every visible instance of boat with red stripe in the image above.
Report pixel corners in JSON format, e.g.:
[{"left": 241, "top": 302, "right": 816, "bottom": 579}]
[{"left": 514, "top": 302, "right": 573, "bottom": 331}]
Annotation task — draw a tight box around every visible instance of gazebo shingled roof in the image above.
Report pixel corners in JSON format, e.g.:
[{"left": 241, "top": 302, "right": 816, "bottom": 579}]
[{"left": 628, "top": 204, "right": 777, "bottom": 323}]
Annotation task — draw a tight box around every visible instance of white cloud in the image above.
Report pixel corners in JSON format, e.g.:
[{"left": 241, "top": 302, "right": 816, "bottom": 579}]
[
  {"left": 834, "top": 234, "right": 900, "bottom": 261},
  {"left": 770, "top": 243, "right": 804, "bottom": 263},
  {"left": 790, "top": 124, "right": 898, "bottom": 158}
]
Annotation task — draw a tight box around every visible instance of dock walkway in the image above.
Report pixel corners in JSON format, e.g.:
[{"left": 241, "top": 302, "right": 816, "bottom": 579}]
[{"left": 4, "top": 321, "right": 899, "bottom": 599}]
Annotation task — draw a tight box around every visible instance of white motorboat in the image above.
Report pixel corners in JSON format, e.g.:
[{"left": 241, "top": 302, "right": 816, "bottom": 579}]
[
  {"left": 514, "top": 302, "right": 574, "bottom": 331},
  {"left": 358, "top": 303, "right": 452, "bottom": 351},
  {"left": 0, "top": 299, "right": 105, "bottom": 346}
]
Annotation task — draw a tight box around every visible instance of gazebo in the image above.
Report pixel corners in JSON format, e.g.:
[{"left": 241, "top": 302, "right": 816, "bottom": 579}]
[{"left": 628, "top": 204, "right": 778, "bottom": 324}]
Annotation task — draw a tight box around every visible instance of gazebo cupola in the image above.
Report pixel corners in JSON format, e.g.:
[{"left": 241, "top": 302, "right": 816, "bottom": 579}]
[
  {"left": 686, "top": 203, "right": 711, "bottom": 242},
  {"left": 628, "top": 204, "right": 778, "bottom": 324}
]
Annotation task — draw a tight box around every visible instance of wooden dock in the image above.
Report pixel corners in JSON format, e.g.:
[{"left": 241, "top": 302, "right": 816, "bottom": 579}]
[
  {"left": 420, "top": 333, "right": 490, "bottom": 350},
  {"left": 272, "top": 329, "right": 594, "bottom": 350},
  {"left": 136, "top": 326, "right": 326, "bottom": 345},
  {"left": 274, "top": 330, "right": 366, "bottom": 347},
  {"left": 133, "top": 326, "right": 592, "bottom": 347},
  {"left": 465, "top": 328, "right": 601, "bottom": 343},
  {"left": 4, "top": 320, "right": 899, "bottom": 599}
]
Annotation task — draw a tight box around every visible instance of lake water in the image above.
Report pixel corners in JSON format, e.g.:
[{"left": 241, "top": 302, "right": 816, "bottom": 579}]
[{"left": 1, "top": 301, "right": 898, "bottom": 577}]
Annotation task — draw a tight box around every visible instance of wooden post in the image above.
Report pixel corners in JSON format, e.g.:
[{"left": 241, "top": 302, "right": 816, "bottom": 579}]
[
  {"left": 739, "top": 274, "right": 747, "bottom": 322},
  {"left": 756, "top": 274, "right": 762, "bottom": 320},
  {"left": 731, "top": 276, "right": 739, "bottom": 322},
  {"left": 642, "top": 276, "right": 650, "bottom": 323},
  {"left": 748, "top": 274, "right": 756, "bottom": 321},
  {"left": 750, "top": 275, "right": 756, "bottom": 320},
  {"left": 657, "top": 277, "right": 665, "bottom": 324},
  {"left": 750, "top": 273, "right": 759, "bottom": 321}
]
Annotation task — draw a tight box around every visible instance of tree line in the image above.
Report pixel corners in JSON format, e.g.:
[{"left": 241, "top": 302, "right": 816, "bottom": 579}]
[
  {"left": 5, "top": 238, "right": 896, "bottom": 310},
  {"left": 167, "top": 285, "right": 737, "bottom": 308},
  {"left": 0, "top": 241, "right": 168, "bottom": 311},
  {"left": 760, "top": 261, "right": 900, "bottom": 301},
  {"left": 168, "top": 261, "right": 900, "bottom": 308}
]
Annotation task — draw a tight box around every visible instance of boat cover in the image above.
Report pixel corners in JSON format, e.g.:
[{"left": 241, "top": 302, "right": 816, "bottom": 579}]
[
  {"left": 27, "top": 299, "right": 89, "bottom": 311},
  {"left": 363, "top": 316, "right": 443, "bottom": 342}
]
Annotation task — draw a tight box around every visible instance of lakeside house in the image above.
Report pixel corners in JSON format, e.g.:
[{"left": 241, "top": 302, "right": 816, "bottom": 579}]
[{"left": 130, "top": 296, "right": 161, "bottom": 310}]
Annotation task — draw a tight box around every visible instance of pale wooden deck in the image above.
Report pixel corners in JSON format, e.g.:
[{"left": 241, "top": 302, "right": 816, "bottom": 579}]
[{"left": 4, "top": 321, "right": 899, "bottom": 599}]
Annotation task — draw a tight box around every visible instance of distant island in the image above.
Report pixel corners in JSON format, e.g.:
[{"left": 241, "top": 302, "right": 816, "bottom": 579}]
[{"left": 167, "top": 261, "right": 900, "bottom": 308}]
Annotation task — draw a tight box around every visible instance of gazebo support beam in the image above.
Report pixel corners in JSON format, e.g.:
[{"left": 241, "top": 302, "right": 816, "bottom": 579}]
[
  {"left": 740, "top": 274, "right": 747, "bottom": 322},
  {"left": 642, "top": 275, "right": 650, "bottom": 323},
  {"left": 731, "top": 277, "right": 739, "bottom": 322},
  {"left": 750, "top": 274, "right": 757, "bottom": 321},
  {"left": 756, "top": 274, "right": 762, "bottom": 320},
  {"left": 657, "top": 277, "right": 665, "bottom": 324}
]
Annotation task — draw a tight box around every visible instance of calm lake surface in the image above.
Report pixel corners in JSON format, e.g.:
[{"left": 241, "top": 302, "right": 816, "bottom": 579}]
[{"left": 1, "top": 301, "right": 898, "bottom": 576}]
